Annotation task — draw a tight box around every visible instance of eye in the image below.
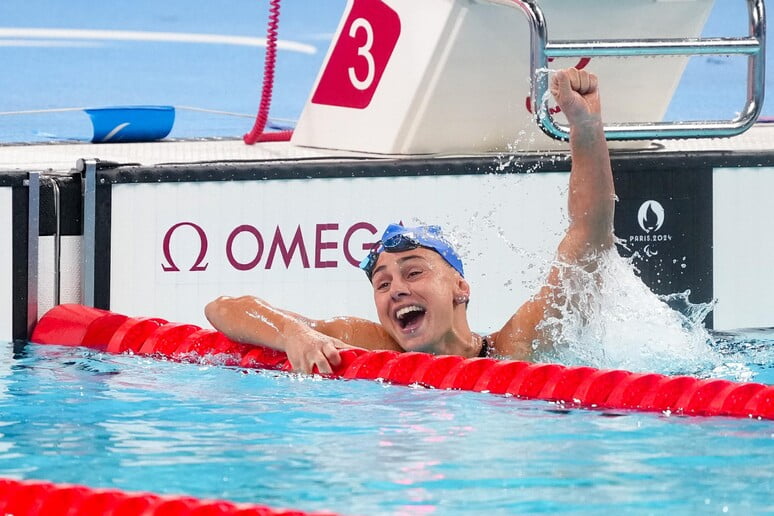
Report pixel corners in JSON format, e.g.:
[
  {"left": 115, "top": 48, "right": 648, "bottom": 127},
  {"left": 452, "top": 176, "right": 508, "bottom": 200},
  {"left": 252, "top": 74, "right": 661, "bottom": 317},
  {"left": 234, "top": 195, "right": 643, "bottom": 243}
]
[
  {"left": 375, "top": 281, "right": 390, "bottom": 291},
  {"left": 406, "top": 268, "right": 423, "bottom": 279}
]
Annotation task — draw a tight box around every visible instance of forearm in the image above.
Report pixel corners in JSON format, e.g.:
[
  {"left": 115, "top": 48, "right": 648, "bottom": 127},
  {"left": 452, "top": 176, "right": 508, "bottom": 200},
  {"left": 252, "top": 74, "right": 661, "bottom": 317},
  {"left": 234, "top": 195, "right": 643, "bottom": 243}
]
[
  {"left": 567, "top": 115, "right": 615, "bottom": 248},
  {"left": 204, "top": 295, "right": 311, "bottom": 352}
]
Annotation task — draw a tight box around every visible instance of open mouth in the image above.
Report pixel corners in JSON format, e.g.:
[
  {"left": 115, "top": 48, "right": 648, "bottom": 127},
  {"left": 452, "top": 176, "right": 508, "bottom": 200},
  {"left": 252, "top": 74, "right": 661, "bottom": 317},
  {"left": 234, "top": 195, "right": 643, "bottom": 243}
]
[{"left": 396, "top": 305, "right": 426, "bottom": 332}]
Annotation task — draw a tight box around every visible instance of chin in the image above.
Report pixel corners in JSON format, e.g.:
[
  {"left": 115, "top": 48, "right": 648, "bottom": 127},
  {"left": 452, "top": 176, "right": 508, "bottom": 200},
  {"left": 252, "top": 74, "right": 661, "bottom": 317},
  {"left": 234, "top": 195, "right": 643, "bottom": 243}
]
[{"left": 397, "top": 334, "right": 436, "bottom": 354}]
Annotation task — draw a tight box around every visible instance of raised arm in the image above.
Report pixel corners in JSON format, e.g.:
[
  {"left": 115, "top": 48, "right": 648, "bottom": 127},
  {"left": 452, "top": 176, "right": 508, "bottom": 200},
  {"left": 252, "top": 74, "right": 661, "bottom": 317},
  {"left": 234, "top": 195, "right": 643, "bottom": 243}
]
[
  {"left": 553, "top": 68, "right": 615, "bottom": 259},
  {"left": 204, "top": 295, "right": 399, "bottom": 373},
  {"left": 494, "top": 68, "right": 615, "bottom": 358}
]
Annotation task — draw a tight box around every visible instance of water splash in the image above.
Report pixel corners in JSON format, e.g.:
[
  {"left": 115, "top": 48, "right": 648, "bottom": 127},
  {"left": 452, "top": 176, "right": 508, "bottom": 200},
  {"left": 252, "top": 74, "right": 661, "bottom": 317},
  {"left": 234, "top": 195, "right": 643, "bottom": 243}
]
[
  {"left": 532, "top": 249, "right": 723, "bottom": 376},
  {"left": 534, "top": 67, "right": 557, "bottom": 122}
]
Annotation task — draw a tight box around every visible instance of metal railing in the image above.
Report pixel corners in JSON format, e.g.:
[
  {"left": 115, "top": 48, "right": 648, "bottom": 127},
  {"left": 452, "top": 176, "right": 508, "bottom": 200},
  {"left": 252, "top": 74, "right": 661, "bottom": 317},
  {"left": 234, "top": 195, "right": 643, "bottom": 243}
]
[{"left": 489, "top": 0, "right": 766, "bottom": 140}]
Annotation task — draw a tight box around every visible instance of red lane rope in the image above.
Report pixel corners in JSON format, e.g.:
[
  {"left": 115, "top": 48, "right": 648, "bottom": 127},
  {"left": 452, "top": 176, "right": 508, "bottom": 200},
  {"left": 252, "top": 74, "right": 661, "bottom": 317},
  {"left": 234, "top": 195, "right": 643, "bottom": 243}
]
[
  {"left": 244, "top": 0, "right": 293, "bottom": 144},
  {"left": 31, "top": 304, "right": 774, "bottom": 420},
  {"left": 0, "top": 478, "right": 336, "bottom": 516}
]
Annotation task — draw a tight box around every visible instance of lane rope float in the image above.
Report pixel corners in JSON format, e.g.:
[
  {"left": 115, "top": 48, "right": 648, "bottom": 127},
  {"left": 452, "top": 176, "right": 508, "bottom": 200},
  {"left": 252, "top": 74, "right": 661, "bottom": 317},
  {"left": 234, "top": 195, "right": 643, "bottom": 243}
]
[
  {"left": 0, "top": 477, "right": 336, "bottom": 516},
  {"left": 31, "top": 304, "right": 774, "bottom": 420}
]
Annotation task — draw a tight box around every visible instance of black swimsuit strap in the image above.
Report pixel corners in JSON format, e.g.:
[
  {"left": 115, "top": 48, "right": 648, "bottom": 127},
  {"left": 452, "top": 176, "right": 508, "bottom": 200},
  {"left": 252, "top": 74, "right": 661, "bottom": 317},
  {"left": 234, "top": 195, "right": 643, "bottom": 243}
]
[{"left": 478, "top": 336, "right": 489, "bottom": 358}]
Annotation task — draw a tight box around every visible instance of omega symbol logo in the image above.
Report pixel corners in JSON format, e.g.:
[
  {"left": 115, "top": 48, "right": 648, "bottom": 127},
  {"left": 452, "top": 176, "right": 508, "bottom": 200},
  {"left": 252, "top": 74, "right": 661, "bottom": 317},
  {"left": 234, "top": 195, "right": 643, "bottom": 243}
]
[
  {"left": 161, "top": 222, "right": 209, "bottom": 272},
  {"left": 637, "top": 200, "right": 665, "bottom": 233}
]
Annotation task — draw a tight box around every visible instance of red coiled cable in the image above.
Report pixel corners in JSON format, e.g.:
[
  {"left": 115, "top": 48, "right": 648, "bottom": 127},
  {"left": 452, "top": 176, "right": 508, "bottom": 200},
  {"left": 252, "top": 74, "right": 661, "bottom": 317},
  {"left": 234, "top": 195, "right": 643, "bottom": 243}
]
[{"left": 244, "top": 0, "right": 293, "bottom": 144}]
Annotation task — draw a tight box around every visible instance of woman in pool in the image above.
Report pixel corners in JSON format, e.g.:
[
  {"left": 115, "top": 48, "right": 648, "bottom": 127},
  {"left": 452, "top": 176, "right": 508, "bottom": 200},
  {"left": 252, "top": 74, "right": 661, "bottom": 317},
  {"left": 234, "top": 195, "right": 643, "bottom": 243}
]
[{"left": 205, "top": 68, "right": 614, "bottom": 374}]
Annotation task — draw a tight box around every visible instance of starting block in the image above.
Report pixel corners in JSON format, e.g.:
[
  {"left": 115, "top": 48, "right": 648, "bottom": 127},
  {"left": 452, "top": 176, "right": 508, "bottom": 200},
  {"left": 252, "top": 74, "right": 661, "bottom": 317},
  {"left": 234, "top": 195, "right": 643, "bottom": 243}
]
[{"left": 292, "top": 0, "right": 765, "bottom": 154}]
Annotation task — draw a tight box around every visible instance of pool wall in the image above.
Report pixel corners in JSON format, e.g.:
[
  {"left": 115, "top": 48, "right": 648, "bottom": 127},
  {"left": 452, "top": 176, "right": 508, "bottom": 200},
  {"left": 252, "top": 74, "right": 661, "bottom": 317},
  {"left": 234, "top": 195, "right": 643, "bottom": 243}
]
[
  {"left": 97, "top": 154, "right": 716, "bottom": 330},
  {"left": 3, "top": 137, "right": 774, "bottom": 342}
]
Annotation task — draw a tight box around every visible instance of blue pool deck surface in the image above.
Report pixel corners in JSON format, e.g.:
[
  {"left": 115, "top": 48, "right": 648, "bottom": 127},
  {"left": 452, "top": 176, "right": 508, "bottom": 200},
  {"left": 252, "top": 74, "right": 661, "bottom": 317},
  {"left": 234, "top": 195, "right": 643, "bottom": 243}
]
[{"left": 0, "top": 0, "right": 772, "bottom": 144}]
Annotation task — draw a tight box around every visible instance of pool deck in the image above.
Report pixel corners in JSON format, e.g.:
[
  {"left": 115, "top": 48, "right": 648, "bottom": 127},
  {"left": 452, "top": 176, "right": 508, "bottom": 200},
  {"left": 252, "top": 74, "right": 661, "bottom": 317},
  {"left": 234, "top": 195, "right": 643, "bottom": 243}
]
[{"left": 1, "top": 123, "right": 773, "bottom": 174}]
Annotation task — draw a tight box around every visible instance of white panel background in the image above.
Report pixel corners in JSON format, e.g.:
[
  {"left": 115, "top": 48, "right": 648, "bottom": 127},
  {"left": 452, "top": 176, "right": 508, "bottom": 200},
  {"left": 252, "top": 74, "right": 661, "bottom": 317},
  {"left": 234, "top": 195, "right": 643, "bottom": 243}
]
[
  {"left": 38, "top": 235, "right": 83, "bottom": 318},
  {"left": 0, "top": 188, "right": 12, "bottom": 341},
  {"left": 713, "top": 167, "right": 774, "bottom": 330},
  {"left": 110, "top": 172, "right": 571, "bottom": 331}
]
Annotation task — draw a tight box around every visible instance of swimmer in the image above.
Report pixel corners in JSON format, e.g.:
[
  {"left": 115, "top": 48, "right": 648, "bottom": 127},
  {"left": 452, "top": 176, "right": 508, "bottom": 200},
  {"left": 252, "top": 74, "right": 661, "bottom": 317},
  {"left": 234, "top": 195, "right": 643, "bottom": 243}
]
[{"left": 205, "top": 68, "right": 615, "bottom": 373}]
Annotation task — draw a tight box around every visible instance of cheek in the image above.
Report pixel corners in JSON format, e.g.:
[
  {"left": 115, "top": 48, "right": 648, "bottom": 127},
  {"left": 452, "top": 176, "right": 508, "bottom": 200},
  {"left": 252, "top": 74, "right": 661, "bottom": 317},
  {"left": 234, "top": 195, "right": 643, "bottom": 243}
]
[
  {"left": 373, "top": 293, "right": 390, "bottom": 321},
  {"left": 427, "top": 278, "right": 455, "bottom": 302}
]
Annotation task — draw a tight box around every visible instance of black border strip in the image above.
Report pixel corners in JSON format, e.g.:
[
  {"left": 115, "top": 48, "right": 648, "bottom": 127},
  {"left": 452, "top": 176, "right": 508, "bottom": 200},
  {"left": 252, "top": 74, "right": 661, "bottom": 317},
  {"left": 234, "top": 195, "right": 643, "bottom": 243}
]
[
  {"left": 39, "top": 174, "right": 82, "bottom": 237},
  {"left": 11, "top": 185, "right": 27, "bottom": 341},
  {"left": 96, "top": 149, "right": 774, "bottom": 185},
  {"left": 93, "top": 183, "right": 112, "bottom": 310},
  {"left": 0, "top": 173, "right": 29, "bottom": 187}
]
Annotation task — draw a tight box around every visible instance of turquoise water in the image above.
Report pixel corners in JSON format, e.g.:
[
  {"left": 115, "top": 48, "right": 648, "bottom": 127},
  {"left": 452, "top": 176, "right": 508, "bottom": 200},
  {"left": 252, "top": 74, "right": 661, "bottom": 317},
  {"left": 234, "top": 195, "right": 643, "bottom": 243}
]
[{"left": 0, "top": 338, "right": 772, "bottom": 515}]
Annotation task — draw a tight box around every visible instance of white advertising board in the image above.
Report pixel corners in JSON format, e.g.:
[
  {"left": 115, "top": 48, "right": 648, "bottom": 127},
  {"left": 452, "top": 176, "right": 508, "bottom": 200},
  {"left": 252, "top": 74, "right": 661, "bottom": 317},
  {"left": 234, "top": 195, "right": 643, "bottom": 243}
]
[
  {"left": 713, "top": 167, "right": 774, "bottom": 330},
  {"left": 110, "top": 172, "right": 571, "bottom": 332},
  {"left": 0, "top": 187, "right": 12, "bottom": 341},
  {"left": 38, "top": 235, "right": 83, "bottom": 318}
]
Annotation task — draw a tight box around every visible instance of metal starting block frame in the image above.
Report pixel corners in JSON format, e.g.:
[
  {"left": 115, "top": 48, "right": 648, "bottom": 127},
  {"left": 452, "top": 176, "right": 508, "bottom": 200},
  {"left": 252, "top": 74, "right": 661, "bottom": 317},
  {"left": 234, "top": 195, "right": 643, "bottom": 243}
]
[{"left": 514, "top": 0, "right": 766, "bottom": 140}]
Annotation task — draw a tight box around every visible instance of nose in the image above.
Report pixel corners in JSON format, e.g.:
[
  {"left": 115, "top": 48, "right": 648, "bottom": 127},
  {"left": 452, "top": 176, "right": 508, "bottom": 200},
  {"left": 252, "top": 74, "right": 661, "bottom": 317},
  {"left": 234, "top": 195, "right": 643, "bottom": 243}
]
[{"left": 389, "top": 276, "right": 410, "bottom": 301}]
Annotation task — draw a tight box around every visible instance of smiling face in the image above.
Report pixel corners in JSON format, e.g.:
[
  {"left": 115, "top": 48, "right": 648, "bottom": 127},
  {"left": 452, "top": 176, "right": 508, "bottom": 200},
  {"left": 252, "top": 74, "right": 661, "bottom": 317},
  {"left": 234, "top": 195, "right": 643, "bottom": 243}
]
[{"left": 370, "top": 247, "right": 470, "bottom": 353}]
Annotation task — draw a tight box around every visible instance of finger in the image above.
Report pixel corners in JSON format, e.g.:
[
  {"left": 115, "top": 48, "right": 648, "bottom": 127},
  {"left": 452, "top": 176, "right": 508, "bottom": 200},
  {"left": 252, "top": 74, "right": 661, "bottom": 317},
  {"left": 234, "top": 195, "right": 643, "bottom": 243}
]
[
  {"left": 579, "top": 70, "right": 590, "bottom": 94},
  {"left": 550, "top": 69, "right": 563, "bottom": 91},
  {"left": 313, "top": 355, "right": 333, "bottom": 375},
  {"left": 289, "top": 355, "right": 312, "bottom": 374},
  {"left": 552, "top": 69, "right": 573, "bottom": 101},
  {"left": 566, "top": 67, "right": 580, "bottom": 92},
  {"left": 321, "top": 342, "right": 342, "bottom": 368}
]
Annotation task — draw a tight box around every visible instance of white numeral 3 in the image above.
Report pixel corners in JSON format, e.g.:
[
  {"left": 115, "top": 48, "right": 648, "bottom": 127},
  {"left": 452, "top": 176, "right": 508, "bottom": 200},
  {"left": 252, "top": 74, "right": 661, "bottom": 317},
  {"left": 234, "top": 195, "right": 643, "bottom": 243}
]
[{"left": 347, "top": 17, "right": 375, "bottom": 91}]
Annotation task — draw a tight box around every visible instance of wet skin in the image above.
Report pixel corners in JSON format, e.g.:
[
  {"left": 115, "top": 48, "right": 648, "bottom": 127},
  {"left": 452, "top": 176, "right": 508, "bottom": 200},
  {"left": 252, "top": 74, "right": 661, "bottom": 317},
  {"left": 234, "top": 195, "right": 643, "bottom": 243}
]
[{"left": 205, "top": 68, "right": 615, "bottom": 373}]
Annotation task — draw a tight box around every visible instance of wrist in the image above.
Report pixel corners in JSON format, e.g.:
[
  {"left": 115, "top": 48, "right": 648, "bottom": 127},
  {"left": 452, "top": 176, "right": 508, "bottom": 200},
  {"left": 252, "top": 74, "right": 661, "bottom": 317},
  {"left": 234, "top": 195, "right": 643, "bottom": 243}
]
[
  {"left": 279, "top": 319, "right": 312, "bottom": 349},
  {"left": 570, "top": 114, "right": 604, "bottom": 145},
  {"left": 569, "top": 112, "right": 602, "bottom": 129}
]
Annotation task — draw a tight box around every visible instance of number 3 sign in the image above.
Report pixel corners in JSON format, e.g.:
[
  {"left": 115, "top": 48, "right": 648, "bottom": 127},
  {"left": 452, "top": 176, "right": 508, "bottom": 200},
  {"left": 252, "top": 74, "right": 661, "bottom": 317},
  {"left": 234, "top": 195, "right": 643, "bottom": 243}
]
[{"left": 311, "top": 0, "right": 401, "bottom": 109}]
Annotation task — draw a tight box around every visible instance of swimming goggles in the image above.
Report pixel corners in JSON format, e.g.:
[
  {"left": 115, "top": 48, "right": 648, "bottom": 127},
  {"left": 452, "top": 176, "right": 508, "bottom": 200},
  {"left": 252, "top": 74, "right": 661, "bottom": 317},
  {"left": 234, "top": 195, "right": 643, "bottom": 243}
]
[{"left": 359, "top": 223, "right": 465, "bottom": 280}]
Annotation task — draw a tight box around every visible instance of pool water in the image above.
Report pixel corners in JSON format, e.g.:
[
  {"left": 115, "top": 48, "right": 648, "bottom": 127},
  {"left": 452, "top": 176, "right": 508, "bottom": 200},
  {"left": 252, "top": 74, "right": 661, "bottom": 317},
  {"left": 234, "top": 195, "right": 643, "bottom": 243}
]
[{"left": 0, "top": 337, "right": 771, "bottom": 515}]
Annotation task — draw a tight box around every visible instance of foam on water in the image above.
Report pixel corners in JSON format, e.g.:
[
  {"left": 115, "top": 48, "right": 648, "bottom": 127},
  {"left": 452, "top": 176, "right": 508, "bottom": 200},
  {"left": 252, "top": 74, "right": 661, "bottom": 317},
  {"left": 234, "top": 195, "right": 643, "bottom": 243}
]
[{"left": 532, "top": 248, "right": 723, "bottom": 376}]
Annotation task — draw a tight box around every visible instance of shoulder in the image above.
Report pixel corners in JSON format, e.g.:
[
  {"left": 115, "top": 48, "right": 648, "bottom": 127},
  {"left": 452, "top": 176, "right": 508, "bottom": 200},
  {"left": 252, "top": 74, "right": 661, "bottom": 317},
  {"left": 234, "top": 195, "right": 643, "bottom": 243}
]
[
  {"left": 486, "top": 329, "right": 533, "bottom": 361},
  {"left": 316, "top": 316, "right": 403, "bottom": 352},
  {"left": 492, "top": 279, "right": 568, "bottom": 361}
]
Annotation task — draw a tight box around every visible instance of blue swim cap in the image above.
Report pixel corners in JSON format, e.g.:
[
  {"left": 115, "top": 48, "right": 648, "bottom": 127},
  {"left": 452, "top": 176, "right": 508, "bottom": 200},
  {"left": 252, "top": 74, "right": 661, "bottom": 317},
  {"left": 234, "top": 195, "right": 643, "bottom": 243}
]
[{"left": 359, "top": 223, "right": 464, "bottom": 280}]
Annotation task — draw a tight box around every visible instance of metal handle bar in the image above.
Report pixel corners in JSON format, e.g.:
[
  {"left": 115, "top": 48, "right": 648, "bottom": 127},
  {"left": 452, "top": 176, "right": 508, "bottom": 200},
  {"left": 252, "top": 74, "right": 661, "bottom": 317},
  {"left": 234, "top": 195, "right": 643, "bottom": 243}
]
[{"left": 487, "top": 0, "right": 766, "bottom": 140}]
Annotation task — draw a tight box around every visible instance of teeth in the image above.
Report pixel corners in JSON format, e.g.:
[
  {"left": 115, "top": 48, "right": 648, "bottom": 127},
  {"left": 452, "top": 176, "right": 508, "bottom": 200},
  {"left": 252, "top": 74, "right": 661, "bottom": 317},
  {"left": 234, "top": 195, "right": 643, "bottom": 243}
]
[{"left": 396, "top": 305, "right": 424, "bottom": 320}]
